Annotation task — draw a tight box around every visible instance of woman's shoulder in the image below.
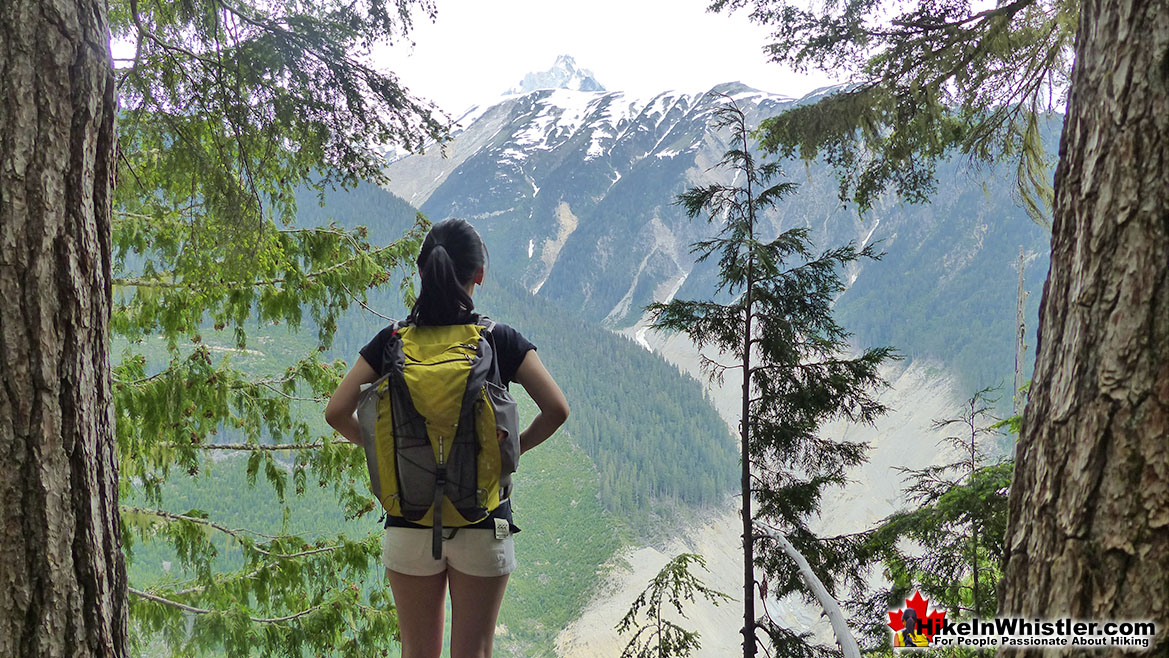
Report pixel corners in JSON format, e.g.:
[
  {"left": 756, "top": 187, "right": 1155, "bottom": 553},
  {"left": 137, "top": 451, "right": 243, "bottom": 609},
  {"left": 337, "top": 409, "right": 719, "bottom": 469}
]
[
  {"left": 484, "top": 318, "right": 518, "bottom": 334},
  {"left": 482, "top": 319, "right": 530, "bottom": 345},
  {"left": 366, "top": 323, "right": 401, "bottom": 347},
  {"left": 372, "top": 323, "right": 400, "bottom": 338},
  {"left": 358, "top": 323, "right": 403, "bottom": 374}
]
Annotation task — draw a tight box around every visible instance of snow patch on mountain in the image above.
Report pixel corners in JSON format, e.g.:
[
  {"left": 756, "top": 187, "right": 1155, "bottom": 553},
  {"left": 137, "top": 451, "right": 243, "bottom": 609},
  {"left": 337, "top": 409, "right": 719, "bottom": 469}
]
[
  {"left": 383, "top": 75, "right": 834, "bottom": 313},
  {"left": 512, "top": 89, "right": 600, "bottom": 149},
  {"left": 582, "top": 94, "right": 646, "bottom": 160},
  {"left": 387, "top": 77, "right": 795, "bottom": 205},
  {"left": 847, "top": 218, "right": 883, "bottom": 287},
  {"left": 453, "top": 103, "right": 491, "bottom": 132},
  {"left": 382, "top": 101, "right": 516, "bottom": 206}
]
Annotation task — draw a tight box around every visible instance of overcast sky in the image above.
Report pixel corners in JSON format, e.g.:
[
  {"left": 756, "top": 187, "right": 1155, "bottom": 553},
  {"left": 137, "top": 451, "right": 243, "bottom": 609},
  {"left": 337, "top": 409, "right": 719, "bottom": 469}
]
[{"left": 375, "top": 0, "right": 841, "bottom": 115}]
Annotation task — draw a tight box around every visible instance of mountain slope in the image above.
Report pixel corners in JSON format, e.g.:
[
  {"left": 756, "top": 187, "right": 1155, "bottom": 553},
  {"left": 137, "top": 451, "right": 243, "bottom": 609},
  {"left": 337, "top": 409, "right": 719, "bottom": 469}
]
[{"left": 382, "top": 80, "right": 1052, "bottom": 395}]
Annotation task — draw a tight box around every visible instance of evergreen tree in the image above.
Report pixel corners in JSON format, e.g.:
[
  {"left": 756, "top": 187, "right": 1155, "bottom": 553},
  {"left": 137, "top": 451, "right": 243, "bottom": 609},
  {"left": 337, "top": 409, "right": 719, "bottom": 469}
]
[
  {"left": 1, "top": 1, "right": 123, "bottom": 655},
  {"left": 713, "top": 1, "right": 1169, "bottom": 652},
  {"left": 616, "top": 554, "right": 732, "bottom": 658},
  {"left": 647, "top": 96, "right": 896, "bottom": 658},
  {"left": 857, "top": 389, "right": 1012, "bottom": 646},
  {"left": 710, "top": 0, "right": 1073, "bottom": 225}
]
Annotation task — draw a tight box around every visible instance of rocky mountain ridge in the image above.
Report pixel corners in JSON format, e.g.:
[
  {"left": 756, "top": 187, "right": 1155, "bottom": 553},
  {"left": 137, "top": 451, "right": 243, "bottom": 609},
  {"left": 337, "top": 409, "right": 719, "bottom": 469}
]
[
  {"left": 382, "top": 75, "right": 1050, "bottom": 392},
  {"left": 505, "top": 54, "right": 605, "bottom": 95}
]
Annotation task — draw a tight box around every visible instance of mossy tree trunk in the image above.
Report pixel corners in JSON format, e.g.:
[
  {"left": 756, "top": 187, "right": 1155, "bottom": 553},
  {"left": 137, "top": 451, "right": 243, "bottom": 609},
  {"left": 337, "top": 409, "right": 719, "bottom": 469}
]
[
  {"left": 998, "top": 0, "right": 1168, "bottom": 653},
  {"left": 0, "top": 0, "right": 125, "bottom": 656}
]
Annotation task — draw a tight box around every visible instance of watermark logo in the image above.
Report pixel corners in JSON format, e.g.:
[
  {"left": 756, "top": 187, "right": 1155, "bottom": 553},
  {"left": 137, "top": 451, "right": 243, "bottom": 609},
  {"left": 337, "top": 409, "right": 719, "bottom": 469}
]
[
  {"left": 888, "top": 591, "right": 947, "bottom": 648},
  {"left": 884, "top": 591, "right": 1158, "bottom": 650}
]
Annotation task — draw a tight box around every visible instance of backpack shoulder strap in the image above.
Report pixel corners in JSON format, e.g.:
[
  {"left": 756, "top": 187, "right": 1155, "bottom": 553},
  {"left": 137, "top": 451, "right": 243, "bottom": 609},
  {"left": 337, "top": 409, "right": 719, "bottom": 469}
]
[
  {"left": 381, "top": 319, "right": 407, "bottom": 370},
  {"left": 476, "top": 316, "right": 503, "bottom": 385}
]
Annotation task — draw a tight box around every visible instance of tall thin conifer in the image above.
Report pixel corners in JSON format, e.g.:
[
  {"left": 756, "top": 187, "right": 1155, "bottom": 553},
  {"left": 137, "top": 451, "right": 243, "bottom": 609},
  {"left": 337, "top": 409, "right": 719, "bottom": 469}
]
[{"left": 648, "top": 96, "right": 895, "bottom": 658}]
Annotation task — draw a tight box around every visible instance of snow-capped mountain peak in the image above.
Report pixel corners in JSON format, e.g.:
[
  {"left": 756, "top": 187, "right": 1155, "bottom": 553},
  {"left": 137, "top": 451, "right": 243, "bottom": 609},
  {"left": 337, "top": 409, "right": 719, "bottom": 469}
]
[{"left": 505, "top": 55, "right": 606, "bottom": 95}]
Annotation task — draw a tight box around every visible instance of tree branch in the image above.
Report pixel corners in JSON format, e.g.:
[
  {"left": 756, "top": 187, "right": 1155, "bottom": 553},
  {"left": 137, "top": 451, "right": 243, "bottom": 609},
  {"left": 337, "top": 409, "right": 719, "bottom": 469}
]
[
  {"left": 129, "top": 587, "right": 325, "bottom": 623},
  {"left": 257, "top": 381, "right": 329, "bottom": 402},
  {"left": 114, "top": 360, "right": 321, "bottom": 397},
  {"left": 755, "top": 522, "right": 861, "bottom": 658},
  {"left": 339, "top": 281, "right": 395, "bottom": 322},
  {"left": 113, "top": 248, "right": 380, "bottom": 289},
  {"left": 199, "top": 442, "right": 325, "bottom": 451},
  {"left": 889, "top": 0, "right": 1036, "bottom": 32},
  {"left": 750, "top": 357, "right": 864, "bottom": 374},
  {"left": 123, "top": 506, "right": 344, "bottom": 558},
  {"left": 127, "top": 0, "right": 224, "bottom": 69}
]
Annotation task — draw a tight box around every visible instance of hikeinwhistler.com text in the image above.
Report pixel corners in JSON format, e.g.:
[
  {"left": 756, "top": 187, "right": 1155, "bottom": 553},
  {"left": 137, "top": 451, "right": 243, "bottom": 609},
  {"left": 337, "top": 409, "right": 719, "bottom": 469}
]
[{"left": 917, "top": 618, "right": 1157, "bottom": 649}]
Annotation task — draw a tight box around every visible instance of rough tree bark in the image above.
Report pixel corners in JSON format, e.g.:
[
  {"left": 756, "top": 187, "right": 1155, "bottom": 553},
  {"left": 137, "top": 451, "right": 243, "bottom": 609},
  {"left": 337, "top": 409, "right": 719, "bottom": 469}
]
[
  {"left": 998, "top": 0, "right": 1168, "bottom": 654},
  {"left": 0, "top": 0, "right": 125, "bottom": 656}
]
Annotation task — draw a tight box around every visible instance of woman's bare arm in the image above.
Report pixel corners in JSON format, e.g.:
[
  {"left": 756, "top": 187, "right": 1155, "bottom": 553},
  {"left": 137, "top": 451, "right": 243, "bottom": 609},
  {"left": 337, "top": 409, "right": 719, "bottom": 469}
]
[
  {"left": 512, "top": 350, "right": 569, "bottom": 454},
  {"left": 324, "top": 356, "right": 379, "bottom": 447}
]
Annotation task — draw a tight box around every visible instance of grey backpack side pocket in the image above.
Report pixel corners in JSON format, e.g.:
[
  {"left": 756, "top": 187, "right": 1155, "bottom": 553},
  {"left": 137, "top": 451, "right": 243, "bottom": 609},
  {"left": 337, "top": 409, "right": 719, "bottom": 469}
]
[
  {"left": 488, "top": 381, "right": 521, "bottom": 477},
  {"left": 357, "top": 377, "right": 387, "bottom": 501}
]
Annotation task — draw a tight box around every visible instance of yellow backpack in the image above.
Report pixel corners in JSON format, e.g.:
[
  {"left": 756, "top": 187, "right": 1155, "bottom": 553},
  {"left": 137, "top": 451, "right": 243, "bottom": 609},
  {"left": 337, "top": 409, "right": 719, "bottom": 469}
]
[{"left": 357, "top": 317, "right": 520, "bottom": 558}]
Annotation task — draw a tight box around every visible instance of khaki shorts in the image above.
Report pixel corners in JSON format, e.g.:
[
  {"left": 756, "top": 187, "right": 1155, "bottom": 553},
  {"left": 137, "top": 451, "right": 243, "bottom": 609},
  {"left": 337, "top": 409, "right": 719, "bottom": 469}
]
[{"left": 382, "top": 526, "right": 516, "bottom": 577}]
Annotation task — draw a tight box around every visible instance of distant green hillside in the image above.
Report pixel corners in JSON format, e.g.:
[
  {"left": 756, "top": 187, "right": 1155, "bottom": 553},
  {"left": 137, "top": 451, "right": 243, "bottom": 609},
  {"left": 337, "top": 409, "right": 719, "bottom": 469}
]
[
  {"left": 296, "top": 181, "right": 423, "bottom": 248},
  {"left": 663, "top": 155, "right": 1052, "bottom": 399},
  {"left": 828, "top": 159, "right": 1052, "bottom": 396}
]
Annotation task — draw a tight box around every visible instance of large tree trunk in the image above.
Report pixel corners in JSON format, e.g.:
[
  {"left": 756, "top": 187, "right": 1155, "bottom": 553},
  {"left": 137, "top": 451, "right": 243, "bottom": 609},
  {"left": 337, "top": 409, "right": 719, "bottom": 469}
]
[
  {"left": 998, "top": 0, "right": 1168, "bottom": 654},
  {"left": 0, "top": 0, "right": 125, "bottom": 656}
]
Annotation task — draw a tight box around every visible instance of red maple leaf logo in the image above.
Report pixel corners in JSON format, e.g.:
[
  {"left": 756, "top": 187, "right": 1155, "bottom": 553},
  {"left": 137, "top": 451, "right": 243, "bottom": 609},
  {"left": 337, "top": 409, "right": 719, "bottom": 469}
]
[{"left": 887, "top": 591, "right": 947, "bottom": 641}]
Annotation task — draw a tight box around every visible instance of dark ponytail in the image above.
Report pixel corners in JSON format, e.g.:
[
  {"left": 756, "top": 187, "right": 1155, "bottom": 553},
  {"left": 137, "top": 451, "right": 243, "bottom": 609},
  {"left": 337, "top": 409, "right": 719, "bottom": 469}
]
[{"left": 409, "top": 218, "right": 487, "bottom": 325}]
